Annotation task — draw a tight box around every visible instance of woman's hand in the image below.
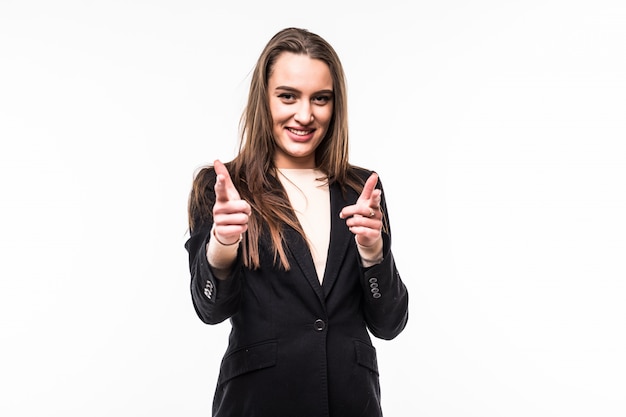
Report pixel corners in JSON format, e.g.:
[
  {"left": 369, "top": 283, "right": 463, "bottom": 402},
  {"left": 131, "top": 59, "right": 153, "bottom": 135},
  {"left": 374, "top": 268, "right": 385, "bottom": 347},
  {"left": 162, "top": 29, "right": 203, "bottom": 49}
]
[
  {"left": 212, "top": 159, "right": 251, "bottom": 245},
  {"left": 339, "top": 172, "right": 382, "bottom": 247}
]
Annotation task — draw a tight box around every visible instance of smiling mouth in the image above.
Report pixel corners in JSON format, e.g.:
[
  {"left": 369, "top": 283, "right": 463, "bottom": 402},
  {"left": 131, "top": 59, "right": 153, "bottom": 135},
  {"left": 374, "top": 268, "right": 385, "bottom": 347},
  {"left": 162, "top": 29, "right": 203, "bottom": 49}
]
[{"left": 286, "top": 127, "right": 313, "bottom": 136}]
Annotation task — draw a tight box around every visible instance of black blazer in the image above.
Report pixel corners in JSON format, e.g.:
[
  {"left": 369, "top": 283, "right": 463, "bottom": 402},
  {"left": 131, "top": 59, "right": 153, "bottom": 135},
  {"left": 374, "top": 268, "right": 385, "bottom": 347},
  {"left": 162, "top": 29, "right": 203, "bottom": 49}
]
[{"left": 185, "top": 167, "right": 409, "bottom": 417}]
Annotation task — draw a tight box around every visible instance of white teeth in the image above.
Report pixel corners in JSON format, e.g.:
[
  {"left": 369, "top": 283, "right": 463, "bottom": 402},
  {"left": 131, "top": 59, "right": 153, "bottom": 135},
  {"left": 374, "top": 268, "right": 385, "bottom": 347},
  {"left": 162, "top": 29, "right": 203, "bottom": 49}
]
[{"left": 287, "top": 128, "right": 311, "bottom": 136}]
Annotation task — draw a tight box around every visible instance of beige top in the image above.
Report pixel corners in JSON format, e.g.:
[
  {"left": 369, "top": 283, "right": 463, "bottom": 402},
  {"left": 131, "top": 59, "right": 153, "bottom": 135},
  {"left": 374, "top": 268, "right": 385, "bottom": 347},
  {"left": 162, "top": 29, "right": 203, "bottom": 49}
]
[
  {"left": 207, "top": 169, "right": 383, "bottom": 282},
  {"left": 277, "top": 168, "right": 331, "bottom": 282}
]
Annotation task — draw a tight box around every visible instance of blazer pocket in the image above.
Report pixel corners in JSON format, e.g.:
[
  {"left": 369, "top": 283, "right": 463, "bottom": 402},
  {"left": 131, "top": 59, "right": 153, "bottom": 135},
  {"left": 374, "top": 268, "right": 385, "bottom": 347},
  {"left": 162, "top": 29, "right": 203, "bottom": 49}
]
[
  {"left": 354, "top": 340, "right": 379, "bottom": 375},
  {"left": 218, "top": 341, "right": 277, "bottom": 384}
]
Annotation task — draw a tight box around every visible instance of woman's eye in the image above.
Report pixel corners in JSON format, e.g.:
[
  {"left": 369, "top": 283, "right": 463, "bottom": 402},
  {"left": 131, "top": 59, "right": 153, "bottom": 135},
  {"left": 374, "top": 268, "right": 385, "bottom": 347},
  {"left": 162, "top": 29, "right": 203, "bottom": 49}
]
[
  {"left": 278, "top": 93, "right": 296, "bottom": 101},
  {"left": 313, "top": 96, "right": 331, "bottom": 105}
]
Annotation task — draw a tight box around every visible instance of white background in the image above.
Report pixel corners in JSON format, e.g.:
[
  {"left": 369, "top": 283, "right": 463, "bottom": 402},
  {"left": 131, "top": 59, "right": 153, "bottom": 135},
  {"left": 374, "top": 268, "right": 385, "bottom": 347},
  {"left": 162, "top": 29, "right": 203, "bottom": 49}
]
[{"left": 1, "top": 1, "right": 625, "bottom": 416}]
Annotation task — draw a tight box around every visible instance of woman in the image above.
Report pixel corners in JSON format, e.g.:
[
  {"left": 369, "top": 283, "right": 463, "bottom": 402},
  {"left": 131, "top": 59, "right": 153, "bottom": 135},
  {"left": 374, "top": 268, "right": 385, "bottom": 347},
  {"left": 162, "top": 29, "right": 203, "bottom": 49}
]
[{"left": 185, "top": 27, "right": 409, "bottom": 416}]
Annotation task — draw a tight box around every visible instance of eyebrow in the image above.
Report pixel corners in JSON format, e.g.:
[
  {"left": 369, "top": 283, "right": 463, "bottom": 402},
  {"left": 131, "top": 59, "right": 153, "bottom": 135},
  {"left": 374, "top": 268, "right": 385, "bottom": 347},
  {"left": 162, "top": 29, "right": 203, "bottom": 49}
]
[{"left": 274, "top": 86, "right": 334, "bottom": 95}]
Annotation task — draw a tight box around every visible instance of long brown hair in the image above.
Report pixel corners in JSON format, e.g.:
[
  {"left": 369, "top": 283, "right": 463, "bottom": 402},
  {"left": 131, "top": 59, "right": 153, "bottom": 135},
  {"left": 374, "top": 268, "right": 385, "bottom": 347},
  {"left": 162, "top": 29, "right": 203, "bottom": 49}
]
[{"left": 189, "top": 27, "right": 365, "bottom": 269}]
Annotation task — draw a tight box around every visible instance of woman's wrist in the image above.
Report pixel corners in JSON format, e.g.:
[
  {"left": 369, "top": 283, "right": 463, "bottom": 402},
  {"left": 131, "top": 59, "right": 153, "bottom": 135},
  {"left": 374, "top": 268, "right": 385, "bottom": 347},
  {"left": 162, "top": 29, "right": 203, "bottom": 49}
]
[{"left": 212, "top": 228, "right": 242, "bottom": 246}]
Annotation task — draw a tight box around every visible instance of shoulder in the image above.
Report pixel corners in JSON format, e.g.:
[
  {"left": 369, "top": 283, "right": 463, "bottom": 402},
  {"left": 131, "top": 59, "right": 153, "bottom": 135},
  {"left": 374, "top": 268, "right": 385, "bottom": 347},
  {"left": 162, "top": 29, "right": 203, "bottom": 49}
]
[
  {"left": 193, "top": 165, "right": 216, "bottom": 182},
  {"left": 336, "top": 165, "right": 379, "bottom": 197},
  {"left": 190, "top": 165, "right": 219, "bottom": 194},
  {"left": 188, "top": 165, "right": 219, "bottom": 231},
  {"left": 347, "top": 165, "right": 374, "bottom": 180},
  {"left": 347, "top": 165, "right": 381, "bottom": 186}
]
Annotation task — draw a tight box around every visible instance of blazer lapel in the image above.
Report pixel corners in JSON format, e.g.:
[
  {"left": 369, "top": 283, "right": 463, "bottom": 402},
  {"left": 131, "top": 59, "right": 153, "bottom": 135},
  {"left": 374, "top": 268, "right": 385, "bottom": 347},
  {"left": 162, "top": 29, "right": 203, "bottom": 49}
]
[
  {"left": 282, "top": 181, "right": 358, "bottom": 302},
  {"left": 283, "top": 226, "right": 327, "bottom": 304},
  {"left": 321, "top": 182, "right": 356, "bottom": 297}
]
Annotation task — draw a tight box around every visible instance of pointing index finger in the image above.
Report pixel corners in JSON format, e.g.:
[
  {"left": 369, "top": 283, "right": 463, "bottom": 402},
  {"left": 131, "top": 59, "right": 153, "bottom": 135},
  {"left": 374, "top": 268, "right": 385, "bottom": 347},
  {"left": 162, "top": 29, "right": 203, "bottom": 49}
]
[
  {"left": 360, "top": 172, "right": 379, "bottom": 202},
  {"left": 213, "top": 159, "right": 240, "bottom": 202}
]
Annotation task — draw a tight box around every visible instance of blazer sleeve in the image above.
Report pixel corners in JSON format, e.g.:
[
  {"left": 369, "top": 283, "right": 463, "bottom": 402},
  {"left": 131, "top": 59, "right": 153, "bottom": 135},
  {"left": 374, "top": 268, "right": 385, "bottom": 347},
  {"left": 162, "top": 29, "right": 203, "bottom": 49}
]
[
  {"left": 184, "top": 168, "right": 243, "bottom": 325},
  {"left": 358, "top": 176, "right": 409, "bottom": 340}
]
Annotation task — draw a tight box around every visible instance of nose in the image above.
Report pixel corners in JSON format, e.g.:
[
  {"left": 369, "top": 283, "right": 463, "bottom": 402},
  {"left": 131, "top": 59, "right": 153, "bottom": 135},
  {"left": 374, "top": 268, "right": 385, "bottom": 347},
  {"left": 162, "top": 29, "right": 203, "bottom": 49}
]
[{"left": 294, "top": 102, "right": 314, "bottom": 125}]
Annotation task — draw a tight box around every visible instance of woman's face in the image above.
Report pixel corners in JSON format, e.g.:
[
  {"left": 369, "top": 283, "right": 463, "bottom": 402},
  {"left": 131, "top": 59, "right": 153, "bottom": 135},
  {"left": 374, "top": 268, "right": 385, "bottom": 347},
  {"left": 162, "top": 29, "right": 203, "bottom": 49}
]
[{"left": 268, "top": 52, "right": 334, "bottom": 169}]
